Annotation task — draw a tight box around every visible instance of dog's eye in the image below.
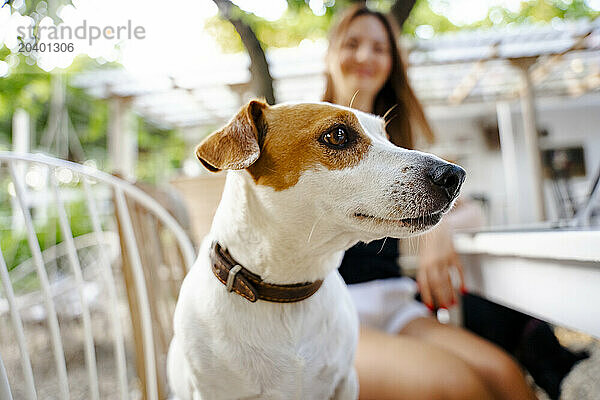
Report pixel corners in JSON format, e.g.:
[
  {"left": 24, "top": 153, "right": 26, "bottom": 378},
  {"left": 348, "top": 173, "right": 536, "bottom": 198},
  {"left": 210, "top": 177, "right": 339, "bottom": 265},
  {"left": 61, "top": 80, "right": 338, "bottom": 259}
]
[{"left": 321, "top": 127, "right": 348, "bottom": 148}]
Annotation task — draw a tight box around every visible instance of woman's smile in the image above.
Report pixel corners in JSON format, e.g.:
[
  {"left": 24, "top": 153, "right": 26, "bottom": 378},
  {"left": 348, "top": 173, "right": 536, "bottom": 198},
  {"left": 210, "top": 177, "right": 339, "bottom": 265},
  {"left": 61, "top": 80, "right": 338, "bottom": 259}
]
[{"left": 327, "top": 14, "right": 393, "bottom": 108}]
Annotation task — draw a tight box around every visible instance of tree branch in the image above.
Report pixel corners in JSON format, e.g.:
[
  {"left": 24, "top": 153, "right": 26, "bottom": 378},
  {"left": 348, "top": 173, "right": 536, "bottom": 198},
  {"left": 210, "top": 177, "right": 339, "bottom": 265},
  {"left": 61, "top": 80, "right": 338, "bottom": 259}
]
[
  {"left": 390, "top": 0, "right": 417, "bottom": 28},
  {"left": 212, "top": 0, "right": 276, "bottom": 104}
]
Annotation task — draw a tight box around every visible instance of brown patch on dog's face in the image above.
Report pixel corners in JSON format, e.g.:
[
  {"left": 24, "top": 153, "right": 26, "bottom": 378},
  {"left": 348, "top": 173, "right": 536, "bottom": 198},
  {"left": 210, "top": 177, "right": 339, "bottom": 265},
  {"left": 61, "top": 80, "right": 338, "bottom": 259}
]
[{"left": 247, "top": 103, "right": 372, "bottom": 191}]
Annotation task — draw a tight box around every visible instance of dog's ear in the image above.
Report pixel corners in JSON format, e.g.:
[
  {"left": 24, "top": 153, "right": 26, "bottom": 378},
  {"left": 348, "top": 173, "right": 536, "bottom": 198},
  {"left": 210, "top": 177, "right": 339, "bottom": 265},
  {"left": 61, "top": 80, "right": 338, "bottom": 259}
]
[{"left": 195, "top": 100, "right": 267, "bottom": 172}]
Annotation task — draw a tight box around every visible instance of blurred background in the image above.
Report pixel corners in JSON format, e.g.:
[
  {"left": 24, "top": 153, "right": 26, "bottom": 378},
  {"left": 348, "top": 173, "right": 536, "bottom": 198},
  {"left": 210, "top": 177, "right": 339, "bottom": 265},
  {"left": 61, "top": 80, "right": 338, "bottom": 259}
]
[
  {"left": 1, "top": 1, "right": 599, "bottom": 399},
  {"left": 1, "top": 0, "right": 599, "bottom": 224}
]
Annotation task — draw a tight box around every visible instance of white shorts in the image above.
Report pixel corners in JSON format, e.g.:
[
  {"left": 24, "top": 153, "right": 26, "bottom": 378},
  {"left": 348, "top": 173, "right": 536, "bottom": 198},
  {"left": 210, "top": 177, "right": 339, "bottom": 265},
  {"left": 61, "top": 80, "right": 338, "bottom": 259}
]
[{"left": 347, "top": 277, "right": 431, "bottom": 334}]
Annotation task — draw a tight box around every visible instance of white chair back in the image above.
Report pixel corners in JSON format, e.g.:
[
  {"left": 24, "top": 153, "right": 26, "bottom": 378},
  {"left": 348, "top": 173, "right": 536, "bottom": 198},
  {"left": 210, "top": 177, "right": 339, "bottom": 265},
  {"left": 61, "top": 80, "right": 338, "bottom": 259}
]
[{"left": 0, "top": 152, "right": 195, "bottom": 400}]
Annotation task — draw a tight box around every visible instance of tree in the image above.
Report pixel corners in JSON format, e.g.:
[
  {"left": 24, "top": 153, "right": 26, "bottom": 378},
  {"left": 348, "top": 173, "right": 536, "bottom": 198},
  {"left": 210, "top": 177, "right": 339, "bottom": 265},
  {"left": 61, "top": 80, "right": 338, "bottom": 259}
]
[
  {"left": 390, "top": 0, "right": 417, "bottom": 27},
  {"left": 212, "top": 0, "right": 275, "bottom": 104}
]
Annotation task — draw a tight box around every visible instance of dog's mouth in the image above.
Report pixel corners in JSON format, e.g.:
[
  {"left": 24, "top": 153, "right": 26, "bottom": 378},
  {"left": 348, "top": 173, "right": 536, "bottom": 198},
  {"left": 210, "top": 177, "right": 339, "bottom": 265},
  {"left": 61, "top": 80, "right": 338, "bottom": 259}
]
[{"left": 353, "top": 211, "right": 443, "bottom": 228}]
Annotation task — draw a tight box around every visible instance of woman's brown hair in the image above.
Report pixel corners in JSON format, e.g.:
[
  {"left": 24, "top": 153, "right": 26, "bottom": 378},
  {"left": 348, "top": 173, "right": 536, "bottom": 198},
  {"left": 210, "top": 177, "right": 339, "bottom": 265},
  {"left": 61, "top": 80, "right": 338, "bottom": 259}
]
[{"left": 322, "top": 5, "right": 435, "bottom": 149}]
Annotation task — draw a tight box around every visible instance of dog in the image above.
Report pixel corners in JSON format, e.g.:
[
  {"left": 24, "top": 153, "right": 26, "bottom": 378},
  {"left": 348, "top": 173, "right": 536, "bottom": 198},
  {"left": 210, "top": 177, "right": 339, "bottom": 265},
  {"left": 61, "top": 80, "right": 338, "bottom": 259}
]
[{"left": 167, "top": 100, "right": 465, "bottom": 400}]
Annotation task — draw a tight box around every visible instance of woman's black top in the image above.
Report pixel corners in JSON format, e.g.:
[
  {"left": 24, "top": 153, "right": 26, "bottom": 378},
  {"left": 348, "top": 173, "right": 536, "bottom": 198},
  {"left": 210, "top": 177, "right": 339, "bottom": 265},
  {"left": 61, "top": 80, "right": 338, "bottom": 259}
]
[{"left": 338, "top": 238, "right": 402, "bottom": 285}]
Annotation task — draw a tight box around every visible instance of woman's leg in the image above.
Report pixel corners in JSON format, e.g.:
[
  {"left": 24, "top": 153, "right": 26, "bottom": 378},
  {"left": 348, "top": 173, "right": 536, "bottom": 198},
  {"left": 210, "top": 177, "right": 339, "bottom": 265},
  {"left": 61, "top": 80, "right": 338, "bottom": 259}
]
[
  {"left": 400, "top": 317, "right": 537, "bottom": 400},
  {"left": 355, "top": 326, "right": 495, "bottom": 400}
]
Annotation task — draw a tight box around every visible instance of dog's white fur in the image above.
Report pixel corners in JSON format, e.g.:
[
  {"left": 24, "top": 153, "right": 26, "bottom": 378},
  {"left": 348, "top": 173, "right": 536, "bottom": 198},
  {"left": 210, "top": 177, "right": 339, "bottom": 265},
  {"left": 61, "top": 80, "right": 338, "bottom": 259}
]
[{"left": 168, "top": 102, "right": 460, "bottom": 400}]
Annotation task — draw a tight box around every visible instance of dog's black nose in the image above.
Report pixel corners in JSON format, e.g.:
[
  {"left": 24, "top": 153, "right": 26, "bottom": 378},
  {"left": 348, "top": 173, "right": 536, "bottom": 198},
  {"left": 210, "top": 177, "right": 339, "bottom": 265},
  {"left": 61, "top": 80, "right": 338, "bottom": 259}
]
[{"left": 428, "top": 163, "right": 466, "bottom": 201}]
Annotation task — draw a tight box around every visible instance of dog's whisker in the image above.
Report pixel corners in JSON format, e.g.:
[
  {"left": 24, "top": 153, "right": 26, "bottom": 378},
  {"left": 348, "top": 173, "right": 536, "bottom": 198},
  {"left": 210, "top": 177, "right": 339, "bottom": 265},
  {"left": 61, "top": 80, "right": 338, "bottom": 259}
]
[
  {"left": 408, "top": 236, "right": 418, "bottom": 254},
  {"left": 384, "top": 112, "right": 399, "bottom": 129},
  {"left": 382, "top": 104, "right": 398, "bottom": 122},
  {"left": 349, "top": 90, "right": 360, "bottom": 109},
  {"left": 377, "top": 237, "right": 388, "bottom": 255},
  {"left": 307, "top": 212, "right": 325, "bottom": 244}
]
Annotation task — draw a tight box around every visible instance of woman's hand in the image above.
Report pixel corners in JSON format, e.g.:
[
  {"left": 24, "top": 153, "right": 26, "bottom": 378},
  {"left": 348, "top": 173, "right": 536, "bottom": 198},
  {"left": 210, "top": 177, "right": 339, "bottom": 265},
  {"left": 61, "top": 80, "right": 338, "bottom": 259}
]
[{"left": 416, "top": 220, "right": 465, "bottom": 310}]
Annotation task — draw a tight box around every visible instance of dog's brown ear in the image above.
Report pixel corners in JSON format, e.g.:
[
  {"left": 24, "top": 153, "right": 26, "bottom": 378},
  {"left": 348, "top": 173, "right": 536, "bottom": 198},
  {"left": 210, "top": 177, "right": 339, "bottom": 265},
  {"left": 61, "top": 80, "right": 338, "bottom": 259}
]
[{"left": 195, "top": 100, "right": 267, "bottom": 172}]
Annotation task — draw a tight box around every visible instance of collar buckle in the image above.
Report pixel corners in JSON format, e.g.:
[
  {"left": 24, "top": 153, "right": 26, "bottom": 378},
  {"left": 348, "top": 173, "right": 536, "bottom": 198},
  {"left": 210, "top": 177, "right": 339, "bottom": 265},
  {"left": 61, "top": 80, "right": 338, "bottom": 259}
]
[{"left": 226, "top": 264, "right": 243, "bottom": 292}]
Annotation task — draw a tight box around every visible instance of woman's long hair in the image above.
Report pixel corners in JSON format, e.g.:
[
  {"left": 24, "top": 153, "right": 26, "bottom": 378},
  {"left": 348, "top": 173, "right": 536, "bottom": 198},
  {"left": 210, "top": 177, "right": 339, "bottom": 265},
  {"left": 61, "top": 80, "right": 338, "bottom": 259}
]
[{"left": 322, "top": 5, "right": 435, "bottom": 149}]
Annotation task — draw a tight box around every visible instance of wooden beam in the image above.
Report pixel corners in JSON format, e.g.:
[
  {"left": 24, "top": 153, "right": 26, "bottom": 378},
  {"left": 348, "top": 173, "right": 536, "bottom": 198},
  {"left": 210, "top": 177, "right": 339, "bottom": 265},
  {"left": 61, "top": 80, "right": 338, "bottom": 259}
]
[
  {"left": 496, "top": 101, "right": 521, "bottom": 224},
  {"left": 448, "top": 60, "right": 487, "bottom": 105},
  {"left": 108, "top": 97, "right": 138, "bottom": 179},
  {"left": 510, "top": 57, "right": 547, "bottom": 221}
]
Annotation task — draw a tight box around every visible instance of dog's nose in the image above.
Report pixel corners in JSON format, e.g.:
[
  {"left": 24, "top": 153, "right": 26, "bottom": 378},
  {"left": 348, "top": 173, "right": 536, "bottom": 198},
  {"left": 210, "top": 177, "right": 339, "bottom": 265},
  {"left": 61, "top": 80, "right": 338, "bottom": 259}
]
[{"left": 428, "top": 163, "right": 466, "bottom": 201}]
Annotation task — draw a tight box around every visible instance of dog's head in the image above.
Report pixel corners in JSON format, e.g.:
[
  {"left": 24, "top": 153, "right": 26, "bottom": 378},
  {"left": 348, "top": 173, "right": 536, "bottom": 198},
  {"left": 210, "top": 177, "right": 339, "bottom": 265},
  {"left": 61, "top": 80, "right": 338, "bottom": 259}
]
[{"left": 196, "top": 100, "right": 465, "bottom": 239}]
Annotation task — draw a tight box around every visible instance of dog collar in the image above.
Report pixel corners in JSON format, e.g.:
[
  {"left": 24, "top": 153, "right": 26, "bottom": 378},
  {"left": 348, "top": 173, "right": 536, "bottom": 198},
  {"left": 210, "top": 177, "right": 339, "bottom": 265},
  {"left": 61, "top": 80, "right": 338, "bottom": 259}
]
[{"left": 210, "top": 242, "right": 323, "bottom": 303}]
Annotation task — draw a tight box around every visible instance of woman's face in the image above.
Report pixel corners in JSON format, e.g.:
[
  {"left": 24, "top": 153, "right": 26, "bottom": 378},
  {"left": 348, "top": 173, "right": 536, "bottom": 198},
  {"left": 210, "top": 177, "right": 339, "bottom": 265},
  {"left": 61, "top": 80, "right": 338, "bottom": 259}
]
[{"left": 328, "top": 15, "right": 393, "bottom": 102}]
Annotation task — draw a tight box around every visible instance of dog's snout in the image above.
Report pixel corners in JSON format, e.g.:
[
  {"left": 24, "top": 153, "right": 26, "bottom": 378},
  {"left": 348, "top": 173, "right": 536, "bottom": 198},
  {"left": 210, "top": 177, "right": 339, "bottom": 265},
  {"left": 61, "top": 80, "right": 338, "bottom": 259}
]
[{"left": 428, "top": 163, "right": 466, "bottom": 201}]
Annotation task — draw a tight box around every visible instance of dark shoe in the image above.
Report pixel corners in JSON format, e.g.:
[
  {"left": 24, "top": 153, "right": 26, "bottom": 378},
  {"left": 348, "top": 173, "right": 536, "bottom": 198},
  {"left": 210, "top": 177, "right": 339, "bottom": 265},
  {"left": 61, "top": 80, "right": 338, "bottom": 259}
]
[{"left": 516, "top": 319, "right": 590, "bottom": 400}]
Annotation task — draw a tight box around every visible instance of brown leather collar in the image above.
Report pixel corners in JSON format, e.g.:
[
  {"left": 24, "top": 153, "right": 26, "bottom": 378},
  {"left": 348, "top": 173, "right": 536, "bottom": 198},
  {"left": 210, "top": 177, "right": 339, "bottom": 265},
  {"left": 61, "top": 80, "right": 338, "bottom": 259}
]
[{"left": 210, "top": 242, "right": 323, "bottom": 303}]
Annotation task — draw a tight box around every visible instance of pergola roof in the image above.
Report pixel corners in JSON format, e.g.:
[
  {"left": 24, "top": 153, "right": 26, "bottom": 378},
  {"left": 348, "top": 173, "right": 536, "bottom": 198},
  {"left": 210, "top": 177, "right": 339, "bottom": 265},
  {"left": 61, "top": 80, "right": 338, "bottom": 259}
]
[{"left": 72, "top": 18, "right": 600, "bottom": 129}]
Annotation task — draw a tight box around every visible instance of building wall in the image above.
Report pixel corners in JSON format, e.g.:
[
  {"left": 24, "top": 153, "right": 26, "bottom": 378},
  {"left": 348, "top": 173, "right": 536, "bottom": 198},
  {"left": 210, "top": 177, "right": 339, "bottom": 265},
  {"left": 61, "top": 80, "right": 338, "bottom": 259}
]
[{"left": 426, "top": 94, "right": 600, "bottom": 226}]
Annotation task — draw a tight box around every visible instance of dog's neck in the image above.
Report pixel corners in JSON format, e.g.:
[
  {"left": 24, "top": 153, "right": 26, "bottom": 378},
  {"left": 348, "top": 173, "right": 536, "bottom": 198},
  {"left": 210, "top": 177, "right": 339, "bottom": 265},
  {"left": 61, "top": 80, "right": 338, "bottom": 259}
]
[{"left": 209, "top": 171, "right": 359, "bottom": 285}]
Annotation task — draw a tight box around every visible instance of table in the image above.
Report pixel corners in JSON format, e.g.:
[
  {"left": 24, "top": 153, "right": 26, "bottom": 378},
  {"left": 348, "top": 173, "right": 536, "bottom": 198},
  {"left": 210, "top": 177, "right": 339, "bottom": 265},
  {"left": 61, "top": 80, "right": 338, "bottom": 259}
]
[{"left": 454, "top": 228, "right": 600, "bottom": 338}]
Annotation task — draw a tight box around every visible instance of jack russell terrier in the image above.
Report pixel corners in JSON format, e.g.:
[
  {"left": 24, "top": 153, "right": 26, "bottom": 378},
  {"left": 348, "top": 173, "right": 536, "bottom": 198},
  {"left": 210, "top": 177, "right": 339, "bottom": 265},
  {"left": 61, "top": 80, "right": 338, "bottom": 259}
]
[{"left": 167, "top": 100, "right": 465, "bottom": 400}]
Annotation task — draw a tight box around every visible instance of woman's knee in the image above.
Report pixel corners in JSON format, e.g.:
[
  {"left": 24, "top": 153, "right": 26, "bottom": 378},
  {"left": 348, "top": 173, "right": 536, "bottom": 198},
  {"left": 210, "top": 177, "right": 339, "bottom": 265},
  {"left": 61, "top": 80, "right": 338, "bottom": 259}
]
[
  {"left": 429, "top": 361, "right": 494, "bottom": 400},
  {"left": 481, "top": 351, "right": 530, "bottom": 390},
  {"left": 355, "top": 327, "right": 495, "bottom": 400},
  {"left": 402, "top": 317, "right": 532, "bottom": 396}
]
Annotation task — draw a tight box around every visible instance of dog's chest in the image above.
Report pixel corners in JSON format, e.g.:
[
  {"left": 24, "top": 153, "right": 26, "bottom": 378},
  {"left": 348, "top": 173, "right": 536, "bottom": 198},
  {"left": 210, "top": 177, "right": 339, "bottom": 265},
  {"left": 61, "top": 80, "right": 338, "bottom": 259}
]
[
  {"left": 176, "top": 261, "right": 358, "bottom": 399},
  {"left": 219, "top": 315, "right": 349, "bottom": 398}
]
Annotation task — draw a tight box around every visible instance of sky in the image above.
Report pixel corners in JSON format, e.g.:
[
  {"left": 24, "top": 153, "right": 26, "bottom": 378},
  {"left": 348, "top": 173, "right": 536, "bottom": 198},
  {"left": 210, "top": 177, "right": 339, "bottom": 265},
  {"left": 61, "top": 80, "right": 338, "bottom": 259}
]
[{"left": 0, "top": 0, "right": 599, "bottom": 76}]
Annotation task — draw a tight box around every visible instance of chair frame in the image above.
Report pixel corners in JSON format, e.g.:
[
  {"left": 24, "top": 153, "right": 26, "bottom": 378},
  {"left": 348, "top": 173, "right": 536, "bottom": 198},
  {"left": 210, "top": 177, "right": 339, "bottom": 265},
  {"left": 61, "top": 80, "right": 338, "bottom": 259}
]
[{"left": 0, "top": 152, "right": 195, "bottom": 400}]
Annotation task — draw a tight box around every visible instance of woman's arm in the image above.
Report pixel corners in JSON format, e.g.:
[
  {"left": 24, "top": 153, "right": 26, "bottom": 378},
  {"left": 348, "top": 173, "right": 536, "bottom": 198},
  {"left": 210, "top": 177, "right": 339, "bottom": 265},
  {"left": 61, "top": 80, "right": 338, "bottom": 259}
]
[
  {"left": 416, "top": 197, "right": 485, "bottom": 309},
  {"left": 416, "top": 219, "right": 465, "bottom": 310}
]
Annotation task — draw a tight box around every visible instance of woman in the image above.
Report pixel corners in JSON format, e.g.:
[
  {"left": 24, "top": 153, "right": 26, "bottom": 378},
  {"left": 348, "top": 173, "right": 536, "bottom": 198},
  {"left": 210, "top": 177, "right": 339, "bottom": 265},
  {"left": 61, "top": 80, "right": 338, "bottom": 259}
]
[{"left": 323, "top": 5, "right": 537, "bottom": 400}]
